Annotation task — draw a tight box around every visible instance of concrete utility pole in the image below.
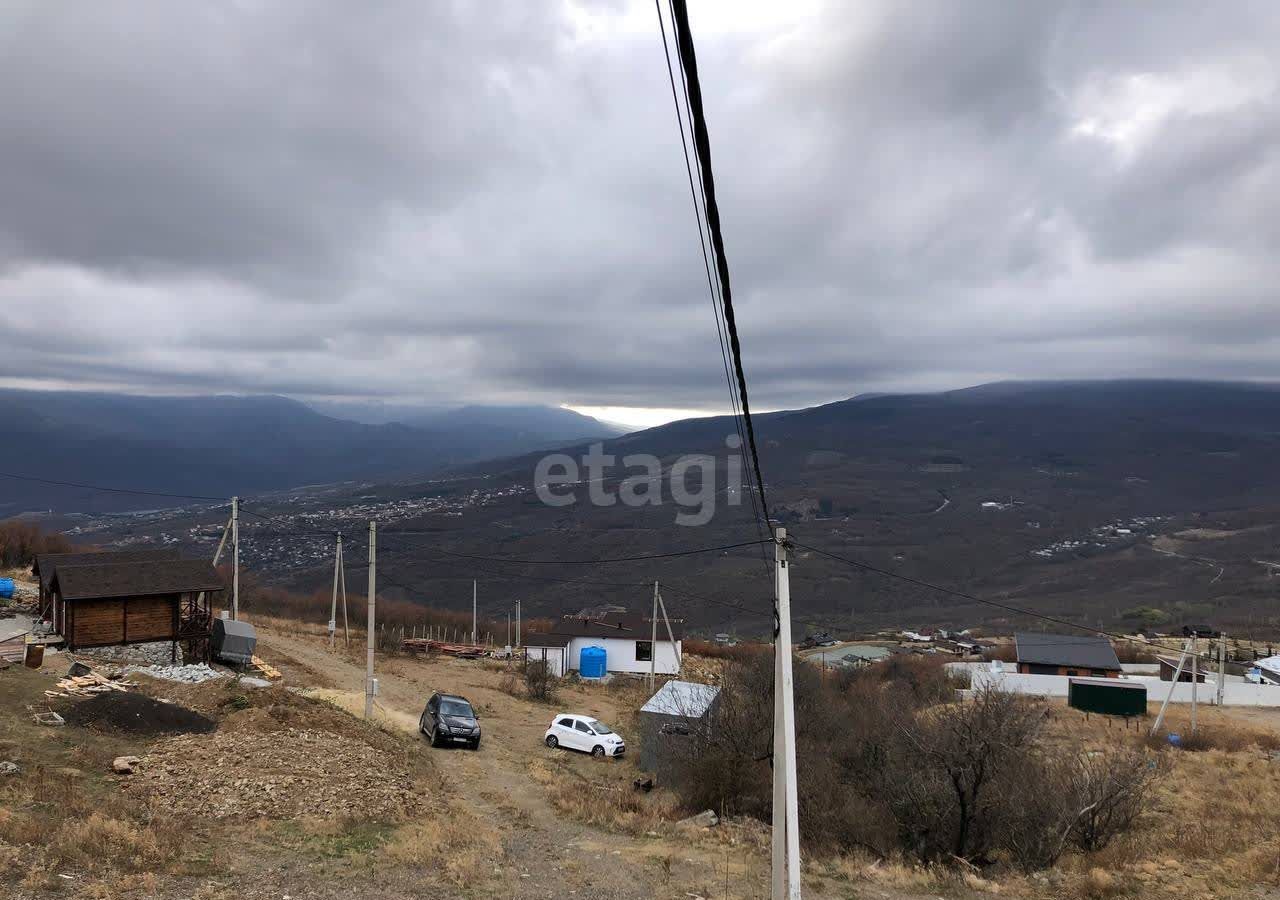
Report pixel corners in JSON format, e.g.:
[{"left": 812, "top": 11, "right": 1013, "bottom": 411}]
[
  {"left": 198, "top": 503, "right": 236, "bottom": 614},
  {"left": 772, "top": 526, "right": 801, "bottom": 900},
  {"left": 231, "top": 496, "right": 240, "bottom": 620},
  {"left": 1217, "top": 633, "right": 1227, "bottom": 707},
  {"left": 364, "top": 521, "right": 376, "bottom": 719},
  {"left": 1190, "top": 633, "right": 1198, "bottom": 733},
  {"left": 649, "top": 580, "right": 659, "bottom": 691},
  {"left": 472, "top": 580, "right": 478, "bottom": 646},
  {"left": 656, "top": 586, "right": 681, "bottom": 672},
  {"left": 1152, "top": 637, "right": 1192, "bottom": 735},
  {"left": 329, "top": 533, "right": 342, "bottom": 650},
  {"left": 506, "top": 611, "right": 511, "bottom": 648},
  {"left": 516, "top": 599, "right": 521, "bottom": 649}
]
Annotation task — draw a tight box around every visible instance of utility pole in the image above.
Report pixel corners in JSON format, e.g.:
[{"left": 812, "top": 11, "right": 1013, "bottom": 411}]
[
  {"left": 1190, "top": 633, "right": 1198, "bottom": 734},
  {"left": 198, "top": 503, "right": 236, "bottom": 615},
  {"left": 516, "top": 599, "right": 521, "bottom": 649},
  {"left": 329, "top": 533, "right": 342, "bottom": 650},
  {"left": 231, "top": 496, "right": 240, "bottom": 620},
  {"left": 649, "top": 580, "right": 659, "bottom": 692},
  {"left": 771, "top": 526, "right": 801, "bottom": 900},
  {"left": 1152, "top": 637, "right": 1192, "bottom": 735},
  {"left": 656, "top": 586, "right": 681, "bottom": 672},
  {"left": 364, "top": 521, "right": 376, "bottom": 719},
  {"left": 472, "top": 580, "right": 478, "bottom": 646},
  {"left": 506, "top": 611, "right": 511, "bottom": 649},
  {"left": 1217, "top": 633, "right": 1227, "bottom": 707}
]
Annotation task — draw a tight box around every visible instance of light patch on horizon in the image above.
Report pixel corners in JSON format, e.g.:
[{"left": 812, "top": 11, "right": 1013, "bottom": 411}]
[{"left": 565, "top": 405, "right": 728, "bottom": 431}]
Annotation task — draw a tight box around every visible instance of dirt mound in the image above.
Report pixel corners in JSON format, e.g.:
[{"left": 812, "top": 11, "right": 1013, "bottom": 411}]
[
  {"left": 60, "top": 691, "right": 216, "bottom": 736},
  {"left": 128, "top": 727, "right": 423, "bottom": 820}
]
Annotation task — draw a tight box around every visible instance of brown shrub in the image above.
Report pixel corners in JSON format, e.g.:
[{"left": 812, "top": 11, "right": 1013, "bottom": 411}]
[
  {"left": 523, "top": 659, "right": 558, "bottom": 703},
  {"left": 0, "top": 521, "right": 73, "bottom": 568}
]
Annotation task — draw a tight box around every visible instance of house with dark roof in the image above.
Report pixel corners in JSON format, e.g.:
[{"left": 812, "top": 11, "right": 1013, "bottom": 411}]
[
  {"left": 34, "top": 549, "right": 182, "bottom": 627},
  {"left": 1014, "top": 632, "right": 1121, "bottom": 678},
  {"left": 47, "top": 556, "right": 223, "bottom": 661},
  {"left": 524, "top": 611, "right": 683, "bottom": 677}
]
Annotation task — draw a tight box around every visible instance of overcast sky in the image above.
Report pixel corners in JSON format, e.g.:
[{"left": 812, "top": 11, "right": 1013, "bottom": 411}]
[{"left": 2, "top": 1, "right": 1278, "bottom": 426}]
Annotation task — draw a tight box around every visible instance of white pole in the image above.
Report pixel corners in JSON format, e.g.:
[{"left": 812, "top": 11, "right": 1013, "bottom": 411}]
[
  {"left": 329, "top": 533, "right": 341, "bottom": 650},
  {"left": 516, "top": 599, "right": 521, "bottom": 649},
  {"left": 1151, "top": 638, "right": 1192, "bottom": 735},
  {"left": 507, "top": 611, "right": 511, "bottom": 648},
  {"left": 657, "top": 587, "right": 682, "bottom": 672},
  {"left": 364, "top": 521, "right": 376, "bottom": 719},
  {"left": 339, "top": 541, "right": 349, "bottom": 646},
  {"left": 1190, "top": 633, "right": 1198, "bottom": 733},
  {"left": 1217, "top": 633, "right": 1227, "bottom": 707},
  {"left": 196, "top": 507, "right": 235, "bottom": 613},
  {"left": 231, "top": 496, "right": 240, "bottom": 621},
  {"left": 772, "top": 526, "right": 801, "bottom": 900},
  {"left": 650, "top": 580, "right": 659, "bottom": 691},
  {"left": 472, "top": 579, "right": 478, "bottom": 646}
]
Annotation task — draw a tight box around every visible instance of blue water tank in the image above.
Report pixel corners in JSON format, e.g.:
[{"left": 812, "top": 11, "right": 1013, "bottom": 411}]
[
  {"left": 0, "top": 578, "right": 14, "bottom": 600},
  {"left": 579, "top": 645, "right": 607, "bottom": 679}
]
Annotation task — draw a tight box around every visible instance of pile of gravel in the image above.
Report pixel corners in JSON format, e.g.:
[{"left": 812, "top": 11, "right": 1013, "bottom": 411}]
[
  {"left": 127, "top": 662, "right": 228, "bottom": 684},
  {"left": 129, "top": 727, "right": 423, "bottom": 820}
]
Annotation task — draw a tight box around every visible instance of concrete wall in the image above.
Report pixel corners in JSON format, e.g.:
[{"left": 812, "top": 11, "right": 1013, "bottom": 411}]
[
  {"left": 567, "top": 636, "right": 681, "bottom": 676},
  {"left": 968, "top": 667, "right": 1280, "bottom": 707}
]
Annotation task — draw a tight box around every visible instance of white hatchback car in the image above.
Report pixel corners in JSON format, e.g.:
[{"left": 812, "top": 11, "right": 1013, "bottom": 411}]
[{"left": 544, "top": 713, "right": 626, "bottom": 758}]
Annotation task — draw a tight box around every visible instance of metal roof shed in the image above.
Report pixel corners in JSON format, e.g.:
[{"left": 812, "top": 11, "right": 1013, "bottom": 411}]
[
  {"left": 1068, "top": 677, "right": 1147, "bottom": 717},
  {"left": 638, "top": 680, "right": 719, "bottom": 774},
  {"left": 211, "top": 617, "right": 257, "bottom": 665}
]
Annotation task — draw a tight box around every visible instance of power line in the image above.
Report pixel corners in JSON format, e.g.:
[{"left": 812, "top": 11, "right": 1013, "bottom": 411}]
[
  {"left": 372, "top": 532, "right": 770, "bottom": 565},
  {"left": 667, "top": 0, "right": 771, "bottom": 530},
  {"left": 653, "top": 0, "right": 770, "bottom": 577},
  {"left": 0, "top": 469, "right": 226, "bottom": 502}
]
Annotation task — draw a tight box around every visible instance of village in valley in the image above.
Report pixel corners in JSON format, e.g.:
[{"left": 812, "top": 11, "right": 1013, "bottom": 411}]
[{"left": 4, "top": 519, "right": 1280, "bottom": 899}]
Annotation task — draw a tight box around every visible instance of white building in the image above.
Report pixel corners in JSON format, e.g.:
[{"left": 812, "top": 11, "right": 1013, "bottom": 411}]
[{"left": 524, "top": 612, "right": 682, "bottom": 677}]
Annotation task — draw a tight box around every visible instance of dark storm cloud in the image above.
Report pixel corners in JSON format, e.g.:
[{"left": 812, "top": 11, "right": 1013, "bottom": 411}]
[{"left": 1, "top": 0, "right": 1278, "bottom": 413}]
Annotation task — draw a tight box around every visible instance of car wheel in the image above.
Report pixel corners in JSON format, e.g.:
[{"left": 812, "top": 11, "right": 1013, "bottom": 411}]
[
  {"left": 470, "top": 738, "right": 481, "bottom": 751},
  {"left": 591, "top": 745, "right": 605, "bottom": 759},
  {"left": 429, "top": 726, "right": 440, "bottom": 748},
  {"left": 419, "top": 713, "right": 429, "bottom": 735},
  {"left": 545, "top": 735, "right": 559, "bottom": 749}
]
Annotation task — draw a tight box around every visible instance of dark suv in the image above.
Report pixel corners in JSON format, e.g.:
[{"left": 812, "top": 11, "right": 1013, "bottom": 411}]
[{"left": 420, "top": 692, "right": 481, "bottom": 749}]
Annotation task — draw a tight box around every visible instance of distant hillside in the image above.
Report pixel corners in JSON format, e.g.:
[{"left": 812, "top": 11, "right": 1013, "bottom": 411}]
[{"left": 0, "top": 390, "right": 617, "bottom": 514}]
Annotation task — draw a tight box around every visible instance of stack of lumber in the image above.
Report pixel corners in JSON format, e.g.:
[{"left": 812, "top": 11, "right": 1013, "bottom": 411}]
[
  {"left": 400, "top": 638, "right": 483, "bottom": 659},
  {"left": 250, "top": 655, "right": 282, "bottom": 679},
  {"left": 45, "top": 671, "right": 130, "bottom": 698}
]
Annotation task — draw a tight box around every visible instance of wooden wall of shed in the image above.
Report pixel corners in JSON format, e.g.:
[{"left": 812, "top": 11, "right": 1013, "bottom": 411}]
[{"left": 66, "top": 595, "right": 178, "bottom": 648}]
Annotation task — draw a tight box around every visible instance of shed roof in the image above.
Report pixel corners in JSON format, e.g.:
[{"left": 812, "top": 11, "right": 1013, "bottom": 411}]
[
  {"left": 524, "top": 632, "right": 571, "bottom": 649},
  {"left": 547, "top": 611, "right": 684, "bottom": 641},
  {"left": 51, "top": 559, "right": 224, "bottom": 601},
  {"left": 1015, "top": 632, "right": 1121, "bottom": 671},
  {"left": 640, "top": 680, "right": 719, "bottom": 717},
  {"left": 34, "top": 549, "right": 183, "bottom": 591}
]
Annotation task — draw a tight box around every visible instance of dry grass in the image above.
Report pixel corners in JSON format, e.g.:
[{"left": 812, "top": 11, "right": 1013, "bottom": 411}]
[
  {"left": 381, "top": 805, "right": 502, "bottom": 886},
  {"left": 528, "top": 757, "right": 680, "bottom": 835}
]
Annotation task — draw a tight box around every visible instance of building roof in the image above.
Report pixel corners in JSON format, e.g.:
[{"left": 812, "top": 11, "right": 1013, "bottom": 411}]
[
  {"left": 1014, "top": 632, "right": 1121, "bottom": 671},
  {"left": 524, "top": 632, "right": 571, "bottom": 649},
  {"left": 547, "top": 611, "right": 684, "bottom": 641},
  {"left": 640, "top": 680, "right": 719, "bottom": 717},
  {"left": 34, "top": 549, "right": 183, "bottom": 592},
  {"left": 51, "top": 558, "right": 224, "bottom": 601}
]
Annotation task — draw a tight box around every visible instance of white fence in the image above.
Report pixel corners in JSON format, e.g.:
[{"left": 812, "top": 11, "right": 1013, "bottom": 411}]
[{"left": 959, "top": 665, "right": 1280, "bottom": 707}]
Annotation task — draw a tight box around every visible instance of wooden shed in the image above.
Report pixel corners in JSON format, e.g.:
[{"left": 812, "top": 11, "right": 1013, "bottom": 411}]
[
  {"left": 34, "top": 549, "right": 182, "bottom": 629},
  {"left": 49, "top": 558, "right": 223, "bottom": 661}
]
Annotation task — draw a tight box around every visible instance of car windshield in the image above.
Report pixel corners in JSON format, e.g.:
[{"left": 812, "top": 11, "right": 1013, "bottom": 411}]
[
  {"left": 588, "top": 720, "right": 613, "bottom": 735},
  {"left": 440, "top": 700, "right": 474, "bottom": 717}
]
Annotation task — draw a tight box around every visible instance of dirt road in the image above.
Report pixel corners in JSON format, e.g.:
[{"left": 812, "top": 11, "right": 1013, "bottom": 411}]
[{"left": 258, "top": 628, "right": 758, "bottom": 899}]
